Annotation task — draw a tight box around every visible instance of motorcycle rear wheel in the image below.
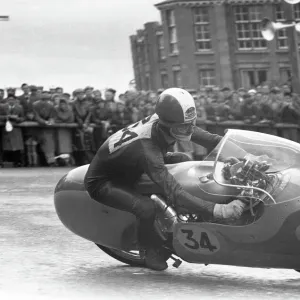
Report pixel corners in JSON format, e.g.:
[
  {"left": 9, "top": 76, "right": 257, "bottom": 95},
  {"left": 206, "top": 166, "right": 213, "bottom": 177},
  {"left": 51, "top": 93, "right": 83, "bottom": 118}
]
[{"left": 95, "top": 244, "right": 146, "bottom": 267}]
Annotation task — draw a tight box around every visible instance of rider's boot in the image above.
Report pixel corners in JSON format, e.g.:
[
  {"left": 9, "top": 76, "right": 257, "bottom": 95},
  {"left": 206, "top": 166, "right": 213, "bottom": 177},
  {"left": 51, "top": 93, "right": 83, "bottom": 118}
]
[
  {"left": 138, "top": 219, "right": 168, "bottom": 271},
  {"left": 144, "top": 246, "right": 168, "bottom": 271}
]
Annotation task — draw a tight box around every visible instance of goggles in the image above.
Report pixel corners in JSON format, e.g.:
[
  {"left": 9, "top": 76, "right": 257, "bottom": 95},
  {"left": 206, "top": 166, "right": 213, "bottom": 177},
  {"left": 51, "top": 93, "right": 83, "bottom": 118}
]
[{"left": 171, "top": 121, "right": 195, "bottom": 136}]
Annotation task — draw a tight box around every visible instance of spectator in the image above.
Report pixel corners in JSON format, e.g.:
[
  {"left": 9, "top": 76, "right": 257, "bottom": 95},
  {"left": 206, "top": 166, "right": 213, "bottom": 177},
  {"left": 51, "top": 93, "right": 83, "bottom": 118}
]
[
  {"left": 33, "top": 92, "right": 55, "bottom": 125},
  {"left": 105, "top": 88, "right": 116, "bottom": 102},
  {"left": 62, "top": 93, "right": 71, "bottom": 101},
  {"left": 49, "top": 87, "right": 56, "bottom": 95},
  {"left": 55, "top": 98, "right": 74, "bottom": 123},
  {"left": 195, "top": 96, "right": 207, "bottom": 122},
  {"left": 205, "top": 87, "right": 214, "bottom": 99},
  {"left": 144, "top": 102, "right": 155, "bottom": 116},
  {"left": 241, "top": 93, "right": 259, "bottom": 123},
  {"left": 193, "top": 95, "right": 207, "bottom": 160},
  {"left": 148, "top": 91, "right": 157, "bottom": 105},
  {"left": 71, "top": 88, "right": 85, "bottom": 104},
  {"left": 3, "top": 87, "right": 16, "bottom": 103},
  {"left": 221, "top": 87, "right": 232, "bottom": 103},
  {"left": 237, "top": 88, "right": 246, "bottom": 103},
  {"left": 105, "top": 100, "right": 116, "bottom": 117},
  {"left": 0, "top": 95, "right": 25, "bottom": 167},
  {"left": 269, "top": 87, "right": 282, "bottom": 122},
  {"left": 228, "top": 92, "right": 243, "bottom": 120},
  {"left": 280, "top": 92, "right": 299, "bottom": 124},
  {"left": 33, "top": 92, "right": 56, "bottom": 166},
  {"left": 85, "top": 86, "right": 95, "bottom": 106},
  {"left": 19, "top": 88, "right": 36, "bottom": 122},
  {"left": 93, "top": 89, "right": 103, "bottom": 104},
  {"left": 282, "top": 84, "right": 292, "bottom": 95},
  {"left": 55, "top": 87, "right": 63, "bottom": 95},
  {"left": 50, "top": 94, "right": 61, "bottom": 106},
  {"left": 261, "top": 85, "right": 270, "bottom": 96},
  {"left": 204, "top": 95, "right": 217, "bottom": 121},
  {"left": 18, "top": 83, "right": 30, "bottom": 104},
  {"left": 110, "top": 101, "right": 132, "bottom": 132},
  {"left": 258, "top": 93, "right": 274, "bottom": 123},
  {"left": 85, "top": 100, "right": 110, "bottom": 149},
  {"left": 0, "top": 89, "right": 4, "bottom": 104},
  {"left": 72, "top": 88, "right": 94, "bottom": 165},
  {"left": 29, "top": 85, "right": 41, "bottom": 102},
  {"left": 55, "top": 98, "right": 74, "bottom": 160},
  {"left": 84, "top": 86, "right": 94, "bottom": 96}
]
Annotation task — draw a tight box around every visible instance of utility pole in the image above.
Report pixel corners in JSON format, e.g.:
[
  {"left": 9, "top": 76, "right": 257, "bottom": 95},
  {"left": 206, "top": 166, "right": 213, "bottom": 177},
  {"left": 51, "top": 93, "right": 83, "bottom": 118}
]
[
  {"left": 0, "top": 16, "right": 9, "bottom": 21},
  {"left": 261, "top": 1, "right": 300, "bottom": 94},
  {"left": 283, "top": 2, "right": 300, "bottom": 94}
]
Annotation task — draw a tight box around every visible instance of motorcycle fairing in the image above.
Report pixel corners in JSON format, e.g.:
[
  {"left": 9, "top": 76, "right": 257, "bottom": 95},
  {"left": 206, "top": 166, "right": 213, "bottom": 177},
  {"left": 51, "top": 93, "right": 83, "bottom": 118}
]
[
  {"left": 172, "top": 197, "right": 300, "bottom": 269},
  {"left": 54, "top": 165, "right": 138, "bottom": 250},
  {"left": 54, "top": 160, "right": 239, "bottom": 251}
]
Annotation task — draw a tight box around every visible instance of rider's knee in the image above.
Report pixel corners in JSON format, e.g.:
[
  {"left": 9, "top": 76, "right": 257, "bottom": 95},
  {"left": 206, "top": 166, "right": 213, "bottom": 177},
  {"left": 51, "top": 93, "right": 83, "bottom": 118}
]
[{"left": 132, "top": 196, "right": 156, "bottom": 221}]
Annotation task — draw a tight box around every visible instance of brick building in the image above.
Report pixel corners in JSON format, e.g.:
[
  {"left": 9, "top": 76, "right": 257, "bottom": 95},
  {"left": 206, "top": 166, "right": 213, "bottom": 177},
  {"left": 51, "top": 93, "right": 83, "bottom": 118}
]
[{"left": 130, "top": 0, "right": 297, "bottom": 91}]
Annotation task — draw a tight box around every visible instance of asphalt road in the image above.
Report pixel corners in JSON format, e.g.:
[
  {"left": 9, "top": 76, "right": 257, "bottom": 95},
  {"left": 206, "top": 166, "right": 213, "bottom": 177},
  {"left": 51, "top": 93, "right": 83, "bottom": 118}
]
[{"left": 0, "top": 168, "right": 300, "bottom": 300}]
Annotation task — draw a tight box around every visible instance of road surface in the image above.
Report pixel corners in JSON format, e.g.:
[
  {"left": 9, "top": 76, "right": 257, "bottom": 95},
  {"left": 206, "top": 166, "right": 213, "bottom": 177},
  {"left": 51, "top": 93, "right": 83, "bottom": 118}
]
[{"left": 0, "top": 168, "right": 299, "bottom": 300}]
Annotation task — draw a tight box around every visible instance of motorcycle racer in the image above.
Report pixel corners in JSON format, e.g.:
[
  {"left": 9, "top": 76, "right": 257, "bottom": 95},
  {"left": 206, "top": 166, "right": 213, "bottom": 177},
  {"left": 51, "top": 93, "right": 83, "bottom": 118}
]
[{"left": 84, "top": 88, "right": 245, "bottom": 271}]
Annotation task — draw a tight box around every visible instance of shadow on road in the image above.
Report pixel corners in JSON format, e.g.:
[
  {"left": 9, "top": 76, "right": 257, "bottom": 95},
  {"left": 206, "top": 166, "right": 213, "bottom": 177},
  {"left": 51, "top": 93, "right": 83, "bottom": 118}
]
[{"left": 60, "top": 263, "right": 300, "bottom": 295}]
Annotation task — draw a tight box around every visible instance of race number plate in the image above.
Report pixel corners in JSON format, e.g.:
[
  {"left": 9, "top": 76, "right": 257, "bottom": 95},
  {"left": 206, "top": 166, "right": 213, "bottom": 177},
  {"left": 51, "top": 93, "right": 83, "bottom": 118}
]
[
  {"left": 176, "top": 225, "right": 220, "bottom": 255},
  {"left": 108, "top": 114, "right": 158, "bottom": 154}
]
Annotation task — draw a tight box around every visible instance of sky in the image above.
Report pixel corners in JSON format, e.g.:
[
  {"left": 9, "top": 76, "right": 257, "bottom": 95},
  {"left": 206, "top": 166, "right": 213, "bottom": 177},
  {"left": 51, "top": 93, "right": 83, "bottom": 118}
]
[{"left": 0, "top": 0, "right": 161, "bottom": 94}]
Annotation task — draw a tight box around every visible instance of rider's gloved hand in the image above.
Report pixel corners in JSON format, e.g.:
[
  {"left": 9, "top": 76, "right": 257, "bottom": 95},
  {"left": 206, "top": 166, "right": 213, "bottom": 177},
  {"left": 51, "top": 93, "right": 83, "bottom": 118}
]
[{"left": 213, "top": 200, "right": 246, "bottom": 220}]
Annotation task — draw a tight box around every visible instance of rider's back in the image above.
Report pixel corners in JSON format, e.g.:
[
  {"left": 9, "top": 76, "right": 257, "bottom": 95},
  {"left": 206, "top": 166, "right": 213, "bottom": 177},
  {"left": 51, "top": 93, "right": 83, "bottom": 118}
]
[{"left": 85, "top": 114, "right": 168, "bottom": 188}]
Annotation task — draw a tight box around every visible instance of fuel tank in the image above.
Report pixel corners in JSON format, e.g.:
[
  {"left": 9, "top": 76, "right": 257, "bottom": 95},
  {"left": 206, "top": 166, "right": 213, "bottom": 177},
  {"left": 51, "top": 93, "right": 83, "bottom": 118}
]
[{"left": 135, "top": 160, "right": 240, "bottom": 204}]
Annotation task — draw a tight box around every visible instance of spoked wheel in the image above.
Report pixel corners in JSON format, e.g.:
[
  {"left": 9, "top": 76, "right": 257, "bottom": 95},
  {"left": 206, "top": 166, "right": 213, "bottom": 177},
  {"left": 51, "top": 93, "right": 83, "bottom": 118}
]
[{"left": 95, "top": 244, "right": 146, "bottom": 267}]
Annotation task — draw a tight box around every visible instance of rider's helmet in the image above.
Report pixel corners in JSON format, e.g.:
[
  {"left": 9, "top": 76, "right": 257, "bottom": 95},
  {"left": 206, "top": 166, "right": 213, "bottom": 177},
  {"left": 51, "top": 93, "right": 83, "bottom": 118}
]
[{"left": 155, "top": 88, "right": 197, "bottom": 140}]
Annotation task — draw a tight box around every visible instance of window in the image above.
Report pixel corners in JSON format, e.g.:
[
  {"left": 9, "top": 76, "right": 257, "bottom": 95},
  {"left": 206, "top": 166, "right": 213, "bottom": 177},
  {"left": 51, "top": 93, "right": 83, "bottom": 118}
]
[
  {"left": 241, "top": 69, "right": 268, "bottom": 88},
  {"left": 137, "top": 38, "right": 146, "bottom": 64},
  {"left": 145, "top": 74, "right": 151, "bottom": 91},
  {"left": 193, "top": 7, "right": 212, "bottom": 51},
  {"left": 234, "top": 5, "right": 267, "bottom": 50},
  {"left": 144, "top": 45, "right": 149, "bottom": 65},
  {"left": 160, "top": 72, "right": 168, "bottom": 89},
  {"left": 294, "top": 3, "right": 300, "bottom": 20},
  {"left": 275, "top": 3, "right": 300, "bottom": 49},
  {"left": 198, "top": 69, "right": 215, "bottom": 87},
  {"left": 173, "top": 69, "right": 182, "bottom": 87},
  {"left": 156, "top": 32, "right": 166, "bottom": 60},
  {"left": 280, "top": 68, "right": 291, "bottom": 84},
  {"left": 275, "top": 4, "right": 288, "bottom": 49},
  {"left": 166, "top": 10, "right": 178, "bottom": 54}
]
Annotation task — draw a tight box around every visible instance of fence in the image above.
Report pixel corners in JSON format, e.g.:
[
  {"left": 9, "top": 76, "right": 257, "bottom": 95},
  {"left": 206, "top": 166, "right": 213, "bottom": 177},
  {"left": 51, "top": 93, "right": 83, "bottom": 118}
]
[
  {"left": 1, "top": 120, "right": 299, "bottom": 140},
  {"left": 0, "top": 120, "right": 299, "bottom": 158}
]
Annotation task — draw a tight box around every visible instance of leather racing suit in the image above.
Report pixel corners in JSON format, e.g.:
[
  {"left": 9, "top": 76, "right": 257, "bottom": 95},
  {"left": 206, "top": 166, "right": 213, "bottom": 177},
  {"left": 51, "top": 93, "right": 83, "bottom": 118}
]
[{"left": 84, "top": 114, "right": 222, "bottom": 247}]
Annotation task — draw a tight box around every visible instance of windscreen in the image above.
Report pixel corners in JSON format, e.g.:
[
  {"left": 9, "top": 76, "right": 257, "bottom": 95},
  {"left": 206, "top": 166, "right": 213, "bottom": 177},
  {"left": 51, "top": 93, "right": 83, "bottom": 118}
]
[{"left": 203, "top": 130, "right": 300, "bottom": 204}]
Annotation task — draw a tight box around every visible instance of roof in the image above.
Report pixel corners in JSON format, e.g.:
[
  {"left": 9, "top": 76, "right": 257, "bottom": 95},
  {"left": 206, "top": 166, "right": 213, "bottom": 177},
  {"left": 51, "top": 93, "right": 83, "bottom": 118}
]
[{"left": 154, "top": 0, "right": 281, "bottom": 9}]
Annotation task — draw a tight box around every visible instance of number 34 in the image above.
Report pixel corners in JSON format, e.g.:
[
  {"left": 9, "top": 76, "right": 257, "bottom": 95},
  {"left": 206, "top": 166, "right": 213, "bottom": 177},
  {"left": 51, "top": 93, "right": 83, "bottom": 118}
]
[{"left": 180, "top": 229, "right": 218, "bottom": 252}]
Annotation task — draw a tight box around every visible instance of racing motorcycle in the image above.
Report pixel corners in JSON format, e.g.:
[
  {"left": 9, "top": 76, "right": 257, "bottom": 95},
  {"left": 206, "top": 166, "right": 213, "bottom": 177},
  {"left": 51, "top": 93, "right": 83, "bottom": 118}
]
[{"left": 54, "top": 129, "right": 300, "bottom": 272}]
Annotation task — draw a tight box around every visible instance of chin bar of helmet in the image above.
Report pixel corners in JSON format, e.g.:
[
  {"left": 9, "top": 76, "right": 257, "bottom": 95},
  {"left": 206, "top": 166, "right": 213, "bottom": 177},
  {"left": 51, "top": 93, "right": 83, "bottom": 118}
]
[{"left": 158, "top": 118, "right": 196, "bottom": 129}]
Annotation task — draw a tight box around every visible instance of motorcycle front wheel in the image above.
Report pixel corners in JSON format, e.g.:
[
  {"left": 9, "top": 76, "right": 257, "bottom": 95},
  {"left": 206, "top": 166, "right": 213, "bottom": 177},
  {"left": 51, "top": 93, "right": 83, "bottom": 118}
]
[{"left": 95, "top": 244, "right": 146, "bottom": 267}]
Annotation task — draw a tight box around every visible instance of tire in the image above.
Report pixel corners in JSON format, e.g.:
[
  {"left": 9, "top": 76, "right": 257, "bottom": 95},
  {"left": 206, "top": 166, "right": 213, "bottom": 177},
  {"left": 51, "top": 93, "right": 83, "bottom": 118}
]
[{"left": 95, "top": 244, "right": 146, "bottom": 267}]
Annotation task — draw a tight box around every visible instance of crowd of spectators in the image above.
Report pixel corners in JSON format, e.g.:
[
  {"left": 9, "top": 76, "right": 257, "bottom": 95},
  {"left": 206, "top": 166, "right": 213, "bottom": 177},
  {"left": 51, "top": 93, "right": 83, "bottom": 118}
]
[{"left": 0, "top": 83, "right": 299, "bottom": 168}]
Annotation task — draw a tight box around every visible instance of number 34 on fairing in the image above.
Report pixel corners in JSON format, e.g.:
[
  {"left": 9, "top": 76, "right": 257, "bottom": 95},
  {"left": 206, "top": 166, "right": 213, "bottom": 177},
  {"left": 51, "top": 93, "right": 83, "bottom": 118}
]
[{"left": 175, "top": 224, "right": 221, "bottom": 255}]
